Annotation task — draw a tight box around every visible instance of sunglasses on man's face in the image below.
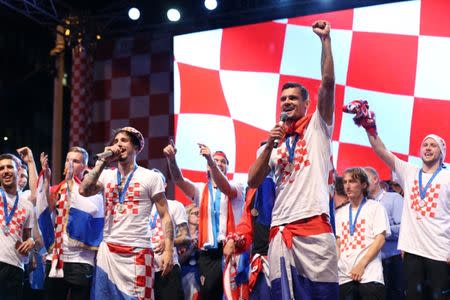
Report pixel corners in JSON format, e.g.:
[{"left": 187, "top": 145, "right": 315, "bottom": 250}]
[{"left": 190, "top": 211, "right": 199, "bottom": 216}]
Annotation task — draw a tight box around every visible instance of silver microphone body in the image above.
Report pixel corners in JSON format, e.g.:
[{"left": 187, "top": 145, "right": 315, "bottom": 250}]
[
  {"left": 94, "top": 150, "right": 114, "bottom": 160},
  {"left": 273, "top": 112, "right": 288, "bottom": 148}
]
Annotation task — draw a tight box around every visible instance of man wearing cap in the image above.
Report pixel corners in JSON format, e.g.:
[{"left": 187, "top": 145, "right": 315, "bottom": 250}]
[
  {"left": 247, "top": 20, "right": 338, "bottom": 299},
  {"left": 80, "top": 127, "right": 174, "bottom": 300},
  {"left": 36, "top": 147, "right": 104, "bottom": 300},
  {"left": 163, "top": 141, "right": 245, "bottom": 299},
  {"left": 345, "top": 102, "right": 450, "bottom": 299}
]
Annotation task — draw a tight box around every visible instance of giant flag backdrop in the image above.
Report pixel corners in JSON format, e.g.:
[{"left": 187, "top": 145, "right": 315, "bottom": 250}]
[{"left": 173, "top": 0, "right": 450, "bottom": 203}]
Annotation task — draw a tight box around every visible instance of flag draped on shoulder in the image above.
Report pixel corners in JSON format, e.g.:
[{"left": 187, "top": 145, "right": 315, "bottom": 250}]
[{"left": 36, "top": 173, "right": 104, "bottom": 252}]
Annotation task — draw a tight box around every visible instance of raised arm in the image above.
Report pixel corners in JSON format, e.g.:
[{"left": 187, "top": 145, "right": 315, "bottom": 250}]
[
  {"left": 153, "top": 192, "right": 174, "bottom": 276},
  {"left": 39, "top": 152, "right": 55, "bottom": 210},
  {"left": 79, "top": 159, "right": 106, "bottom": 197},
  {"left": 199, "top": 144, "right": 237, "bottom": 199},
  {"left": 163, "top": 140, "right": 197, "bottom": 200},
  {"left": 313, "top": 20, "right": 335, "bottom": 125},
  {"left": 80, "top": 144, "right": 124, "bottom": 196},
  {"left": 17, "top": 147, "right": 38, "bottom": 205},
  {"left": 367, "top": 133, "right": 396, "bottom": 171}
]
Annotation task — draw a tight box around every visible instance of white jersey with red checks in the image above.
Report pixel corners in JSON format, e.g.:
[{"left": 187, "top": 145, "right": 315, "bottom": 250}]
[
  {"left": 394, "top": 157, "right": 450, "bottom": 262},
  {"left": 150, "top": 199, "right": 187, "bottom": 272},
  {"left": 269, "top": 110, "right": 334, "bottom": 226},
  {"left": 336, "top": 199, "right": 390, "bottom": 285},
  {"left": 99, "top": 166, "right": 165, "bottom": 248},
  {"left": 0, "top": 191, "right": 34, "bottom": 269}
]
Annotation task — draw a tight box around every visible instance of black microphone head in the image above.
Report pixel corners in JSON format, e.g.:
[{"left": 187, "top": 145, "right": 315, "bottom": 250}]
[{"left": 280, "top": 112, "right": 288, "bottom": 122}]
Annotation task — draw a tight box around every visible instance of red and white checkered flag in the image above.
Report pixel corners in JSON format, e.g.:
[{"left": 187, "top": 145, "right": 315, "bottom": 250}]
[{"left": 70, "top": 46, "right": 94, "bottom": 148}]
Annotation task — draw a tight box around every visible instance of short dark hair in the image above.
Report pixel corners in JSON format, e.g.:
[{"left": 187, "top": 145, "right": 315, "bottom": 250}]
[
  {"left": 334, "top": 176, "right": 346, "bottom": 197},
  {"left": 213, "top": 151, "right": 229, "bottom": 165},
  {"left": 343, "top": 167, "right": 370, "bottom": 197},
  {"left": 0, "top": 154, "right": 20, "bottom": 170},
  {"left": 281, "top": 82, "right": 309, "bottom": 101}
]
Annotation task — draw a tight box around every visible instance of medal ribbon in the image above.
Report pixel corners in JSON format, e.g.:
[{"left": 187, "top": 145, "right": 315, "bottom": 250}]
[
  {"left": 150, "top": 206, "right": 159, "bottom": 229},
  {"left": 116, "top": 165, "right": 138, "bottom": 205},
  {"left": 418, "top": 166, "right": 442, "bottom": 200},
  {"left": 208, "top": 181, "right": 222, "bottom": 248},
  {"left": 285, "top": 134, "right": 300, "bottom": 163},
  {"left": 349, "top": 197, "right": 366, "bottom": 236},
  {"left": 1, "top": 188, "right": 19, "bottom": 229}
]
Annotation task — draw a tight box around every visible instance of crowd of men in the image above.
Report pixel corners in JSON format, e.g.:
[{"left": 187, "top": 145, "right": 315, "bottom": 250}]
[{"left": 0, "top": 20, "right": 449, "bottom": 300}]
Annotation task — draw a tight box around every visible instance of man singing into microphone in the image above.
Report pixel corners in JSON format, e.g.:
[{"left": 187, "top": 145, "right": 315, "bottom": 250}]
[
  {"left": 247, "top": 20, "right": 338, "bottom": 299},
  {"left": 80, "top": 127, "right": 174, "bottom": 300}
]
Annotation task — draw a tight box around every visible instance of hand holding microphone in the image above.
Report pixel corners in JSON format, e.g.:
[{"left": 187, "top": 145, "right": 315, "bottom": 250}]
[
  {"left": 94, "top": 146, "right": 123, "bottom": 161},
  {"left": 273, "top": 112, "right": 288, "bottom": 148}
]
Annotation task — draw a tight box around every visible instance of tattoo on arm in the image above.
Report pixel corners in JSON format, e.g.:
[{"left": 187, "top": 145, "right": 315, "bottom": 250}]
[
  {"left": 174, "top": 223, "right": 190, "bottom": 247},
  {"left": 163, "top": 219, "right": 174, "bottom": 241},
  {"left": 80, "top": 160, "right": 106, "bottom": 196},
  {"left": 167, "top": 158, "right": 183, "bottom": 182}
]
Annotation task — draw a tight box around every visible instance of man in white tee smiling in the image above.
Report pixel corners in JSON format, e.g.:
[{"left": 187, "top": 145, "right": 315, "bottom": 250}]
[{"left": 345, "top": 101, "right": 450, "bottom": 299}]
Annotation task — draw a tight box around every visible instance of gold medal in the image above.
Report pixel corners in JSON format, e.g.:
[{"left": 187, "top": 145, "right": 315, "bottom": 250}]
[
  {"left": 117, "top": 203, "right": 125, "bottom": 213},
  {"left": 251, "top": 208, "right": 259, "bottom": 217}
]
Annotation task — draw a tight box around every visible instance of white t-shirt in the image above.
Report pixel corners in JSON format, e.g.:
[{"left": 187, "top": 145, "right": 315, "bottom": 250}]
[
  {"left": 0, "top": 191, "right": 34, "bottom": 269},
  {"left": 99, "top": 166, "right": 165, "bottom": 248},
  {"left": 269, "top": 110, "right": 334, "bottom": 226},
  {"left": 192, "top": 180, "right": 245, "bottom": 245},
  {"left": 45, "top": 183, "right": 102, "bottom": 266},
  {"left": 394, "top": 157, "right": 450, "bottom": 262},
  {"left": 150, "top": 199, "right": 187, "bottom": 272},
  {"left": 336, "top": 199, "right": 390, "bottom": 285}
]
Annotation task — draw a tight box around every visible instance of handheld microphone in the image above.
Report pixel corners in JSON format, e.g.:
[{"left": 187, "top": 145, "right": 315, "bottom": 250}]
[
  {"left": 273, "top": 112, "right": 288, "bottom": 148},
  {"left": 94, "top": 150, "right": 114, "bottom": 160}
]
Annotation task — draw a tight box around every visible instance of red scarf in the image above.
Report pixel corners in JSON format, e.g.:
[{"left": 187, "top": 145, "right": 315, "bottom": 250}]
[
  {"left": 281, "top": 113, "right": 313, "bottom": 143},
  {"left": 198, "top": 183, "right": 235, "bottom": 249}
]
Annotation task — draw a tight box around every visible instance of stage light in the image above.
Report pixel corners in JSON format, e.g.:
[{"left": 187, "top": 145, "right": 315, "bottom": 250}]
[
  {"left": 3, "top": 137, "right": 8, "bottom": 141},
  {"left": 204, "top": 0, "right": 218, "bottom": 10},
  {"left": 167, "top": 8, "right": 181, "bottom": 22},
  {"left": 128, "top": 7, "right": 140, "bottom": 21},
  {"left": 96, "top": 34, "right": 102, "bottom": 40},
  {"left": 64, "top": 29, "right": 70, "bottom": 36}
]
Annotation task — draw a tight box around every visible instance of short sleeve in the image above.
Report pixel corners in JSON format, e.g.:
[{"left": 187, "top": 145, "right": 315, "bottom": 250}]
[
  {"left": 311, "top": 109, "right": 334, "bottom": 139},
  {"left": 372, "top": 203, "right": 390, "bottom": 238},
  {"left": 148, "top": 170, "right": 166, "bottom": 199},
  {"left": 192, "top": 181, "right": 205, "bottom": 206},
  {"left": 393, "top": 156, "right": 417, "bottom": 190},
  {"left": 335, "top": 207, "right": 346, "bottom": 238},
  {"left": 171, "top": 200, "right": 188, "bottom": 225}
]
